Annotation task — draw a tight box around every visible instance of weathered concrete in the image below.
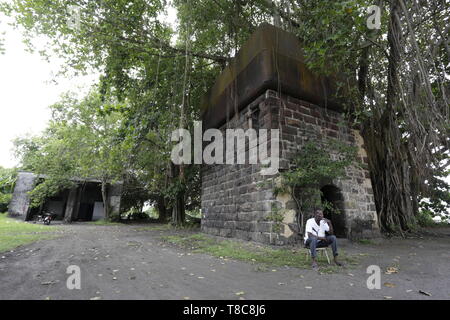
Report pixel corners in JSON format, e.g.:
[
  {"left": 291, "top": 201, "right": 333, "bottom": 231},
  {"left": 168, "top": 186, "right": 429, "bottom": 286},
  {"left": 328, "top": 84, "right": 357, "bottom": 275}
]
[
  {"left": 8, "top": 172, "right": 123, "bottom": 222},
  {"left": 108, "top": 183, "right": 123, "bottom": 218},
  {"left": 63, "top": 187, "right": 81, "bottom": 223},
  {"left": 8, "top": 172, "right": 36, "bottom": 219}
]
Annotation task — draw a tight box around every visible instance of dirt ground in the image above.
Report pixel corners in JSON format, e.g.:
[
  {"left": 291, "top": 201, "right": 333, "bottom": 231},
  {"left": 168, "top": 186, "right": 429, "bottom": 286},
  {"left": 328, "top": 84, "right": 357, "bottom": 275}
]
[{"left": 0, "top": 223, "right": 449, "bottom": 300}]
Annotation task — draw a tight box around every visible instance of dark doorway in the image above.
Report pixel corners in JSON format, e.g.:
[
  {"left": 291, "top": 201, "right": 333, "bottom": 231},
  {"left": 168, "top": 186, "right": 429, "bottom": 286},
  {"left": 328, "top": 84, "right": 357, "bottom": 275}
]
[
  {"left": 320, "top": 185, "right": 346, "bottom": 237},
  {"left": 77, "top": 203, "right": 94, "bottom": 221}
]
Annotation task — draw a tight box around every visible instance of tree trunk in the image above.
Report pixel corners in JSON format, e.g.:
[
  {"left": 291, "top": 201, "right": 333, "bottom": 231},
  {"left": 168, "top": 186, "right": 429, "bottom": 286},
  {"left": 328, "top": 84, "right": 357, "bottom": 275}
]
[
  {"left": 172, "top": 193, "right": 185, "bottom": 226},
  {"left": 361, "top": 0, "right": 417, "bottom": 235},
  {"left": 101, "top": 180, "right": 110, "bottom": 220},
  {"left": 156, "top": 195, "right": 169, "bottom": 222}
]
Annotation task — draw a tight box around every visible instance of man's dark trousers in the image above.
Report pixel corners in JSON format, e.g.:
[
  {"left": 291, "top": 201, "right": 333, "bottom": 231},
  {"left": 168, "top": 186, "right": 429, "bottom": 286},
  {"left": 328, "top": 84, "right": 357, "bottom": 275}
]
[{"left": 304, "top": 235, "right": 338, "bottom": 258}]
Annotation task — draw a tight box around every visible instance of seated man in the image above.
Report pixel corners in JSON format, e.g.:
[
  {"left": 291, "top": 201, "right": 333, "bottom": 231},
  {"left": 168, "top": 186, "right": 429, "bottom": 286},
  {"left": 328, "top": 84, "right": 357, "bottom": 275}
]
[{"left": 304, "top": 209, "right": 342, "bottom": 269}]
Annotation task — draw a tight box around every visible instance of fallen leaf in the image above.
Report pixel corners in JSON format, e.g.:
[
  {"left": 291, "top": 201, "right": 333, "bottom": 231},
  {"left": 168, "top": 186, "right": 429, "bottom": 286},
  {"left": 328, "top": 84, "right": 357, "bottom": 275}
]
[
  {"left": 272, "top": 269, "right": 277, "bottom": 272},
  {"left": 112, "top": 277, "right": 117, "bottom": 280},
  {"left": 305, "top": 286, "right": 312, "bottom": 289},
  {"left": 183, "top": 297, "right": 190, "bottom": 300},
  {"left": 239, "top": 297, "right": 245, "bottom": 300},
  {"left": 385, "top": 267, "right": 398, "bottom": 274},
  {"left": 90, "top": 297, "right": 102, "bottom": 300},
  {"left": 406, "top": 290, "right": 413, "bottom": 293},
  {"left": 235, "top": 291, "right": 245, "bottom": 296},
  {"left": 197, "top": 276, "right": 204, "bottom": 279},
  {"left": 384, "top": 282, "right": 396, "bottom": 288},
  {"left": 348, "top": 273, "right": 354, "bottom": 277},
  {"left": 419, "top": 290, "right": 432, "bottom": 296},
  {"left": 383, "top": 296, "right": 393, "bottom": 299}
]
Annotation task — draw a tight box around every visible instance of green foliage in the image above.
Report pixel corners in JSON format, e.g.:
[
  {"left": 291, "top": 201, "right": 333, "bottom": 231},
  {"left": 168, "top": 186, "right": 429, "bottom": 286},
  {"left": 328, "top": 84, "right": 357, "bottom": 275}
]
[
  {"left": 0, "top": 167, "right": 17, "bottom": 212},
  {"left": 3, "top": 0, "right": 448, "bottom": 232},
  {"left": 123, "top": 208, "right": 150, "bottom": 221},
  {"left": 87, "top": 219, "right": 121, "bottom": 226},
  {"left": 161, "top": 232, "right": 358, "bottom": 271},
  {"left": 14, "top": 89, "right": 129, "bottom": 214},
  {"left": 418, "top": 174, "right": 450, "bottom": 223},
  {"left": 266, "top": 203, "right": 285, "bottom": 233},
  {"left": 416, "top": 209, "right": 436, "bottom": 227},
  {"left": 273, "top": 140, "right": 357, "bottom": 234},
  {"left": 145, "top": 207, "right": 159, "bottom": 219},
  {"left": 0, "top": 212, "right": 59, "bottom": 253}
]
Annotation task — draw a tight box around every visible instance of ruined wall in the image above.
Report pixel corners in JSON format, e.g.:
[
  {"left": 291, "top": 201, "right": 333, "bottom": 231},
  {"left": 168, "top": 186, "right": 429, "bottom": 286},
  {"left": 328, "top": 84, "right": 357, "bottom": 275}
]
[
  {"left": 201, "top": 91, "right": 279, "bottom": 244},
  {"left": 9, "top": 173, "right": 122, "bottom": 222},
  {"left": 8, "top": 172, "right": 36, "bottom": 219},
  {"left": 107, "top": 183, "right": 123, "bottom": 217},
  {"left": 201, "top": 90, "right": 380, "bottom": 245}
]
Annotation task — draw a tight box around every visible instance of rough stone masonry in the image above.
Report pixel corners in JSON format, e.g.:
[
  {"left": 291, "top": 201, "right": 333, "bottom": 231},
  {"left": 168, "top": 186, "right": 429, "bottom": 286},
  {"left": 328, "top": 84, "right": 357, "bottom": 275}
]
[{"left": 200, "top": 24, "right": 380, "bottom": 245}]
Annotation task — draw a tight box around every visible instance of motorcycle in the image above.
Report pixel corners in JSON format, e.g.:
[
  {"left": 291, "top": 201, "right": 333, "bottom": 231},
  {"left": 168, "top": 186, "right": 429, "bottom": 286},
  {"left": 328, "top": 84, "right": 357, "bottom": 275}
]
[{"left": 34, "top": 212, "right": 54, "bottom": 225}]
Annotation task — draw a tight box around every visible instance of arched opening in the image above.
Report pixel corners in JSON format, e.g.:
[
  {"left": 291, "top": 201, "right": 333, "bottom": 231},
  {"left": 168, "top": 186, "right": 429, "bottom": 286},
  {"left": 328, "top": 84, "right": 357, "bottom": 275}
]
[{"left": 320, "top": 185, "right": 346, "bottom": 237}]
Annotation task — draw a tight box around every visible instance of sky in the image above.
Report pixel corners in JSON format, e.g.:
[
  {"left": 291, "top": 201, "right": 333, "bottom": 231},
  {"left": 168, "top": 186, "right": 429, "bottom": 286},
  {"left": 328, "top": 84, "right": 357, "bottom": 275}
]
[
  {"left": 0, "top": 4, "right": 177, "bottom": 169},
  {"left": 0, "top": 16, "right": 97, "bottom": 168}
]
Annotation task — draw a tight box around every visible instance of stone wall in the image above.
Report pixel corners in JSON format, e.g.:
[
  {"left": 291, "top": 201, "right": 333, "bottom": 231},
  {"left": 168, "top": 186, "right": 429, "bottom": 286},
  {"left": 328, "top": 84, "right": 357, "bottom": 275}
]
[
  {"left": 201, "top": 90, "right": 380, "bottom": 245},
  {"left": 8, "top": 172, "right": 36, "bottom": 219}
]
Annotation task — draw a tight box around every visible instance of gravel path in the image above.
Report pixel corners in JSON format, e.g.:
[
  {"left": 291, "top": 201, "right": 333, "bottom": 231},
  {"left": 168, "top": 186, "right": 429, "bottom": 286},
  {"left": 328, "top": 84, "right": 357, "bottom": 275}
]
[{"left": 0, "top": 223, "right": 449, "bottom": 300}]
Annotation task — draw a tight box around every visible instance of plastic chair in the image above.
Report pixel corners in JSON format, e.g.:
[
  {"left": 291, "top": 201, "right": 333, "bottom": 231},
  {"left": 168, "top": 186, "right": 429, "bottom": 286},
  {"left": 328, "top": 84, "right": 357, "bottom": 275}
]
[{"left": 304, "top": 246, "right": 331, "bottom": 264}]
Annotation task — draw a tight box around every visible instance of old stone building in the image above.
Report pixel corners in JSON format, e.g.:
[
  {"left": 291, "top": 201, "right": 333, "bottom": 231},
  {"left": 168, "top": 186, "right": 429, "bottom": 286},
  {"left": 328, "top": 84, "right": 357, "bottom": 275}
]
[
  {"left": 8, "top": 172, "right": 122, "bottom": 222},
  {"left": 201, "top": 24, "right": 380, "bottom": 245}
]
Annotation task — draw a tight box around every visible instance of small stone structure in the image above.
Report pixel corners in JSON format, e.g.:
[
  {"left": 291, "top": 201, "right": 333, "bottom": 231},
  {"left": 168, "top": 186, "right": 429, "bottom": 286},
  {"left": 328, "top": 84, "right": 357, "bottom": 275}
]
[
  {"left": 200, "top": 24, "right": 380, "bottom": 244},
  {"left": 8, "top": 172, "right": 122, "bottom": 222}
]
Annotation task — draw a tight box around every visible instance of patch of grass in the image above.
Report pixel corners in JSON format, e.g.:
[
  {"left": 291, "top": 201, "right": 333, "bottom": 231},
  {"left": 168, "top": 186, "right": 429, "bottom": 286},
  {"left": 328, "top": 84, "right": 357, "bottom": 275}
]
[
  {"left": 0, "top": 213, "right": 59, "bottom": 253},
  {"left": 87, "top": 219, "right": 121, "bottom": 226},
  {"left": 135, "top": 224, "right": 171, "bottom": 231},
  {"left": 137, "top": 222, "right": 200, "bottom": 232},
  {"left": 161, "top": 233, "right": 359, "bottom": 272}
]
